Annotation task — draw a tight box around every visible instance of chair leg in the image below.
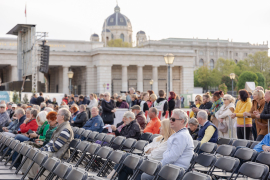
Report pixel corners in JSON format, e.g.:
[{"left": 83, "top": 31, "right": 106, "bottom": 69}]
[
  {"left": 20, "top": 161, "right": 35, "bottom": 180},
  {"left": 0, "top": 147, "right": 10, "bottom": 161},
  {"left": 33, "top": 167, "right": 45, "bottom": 180},
  {"left": 4, "top": 149, "right": 14, "bottom": 165},
  {"left": 15, "top": 156, "right": 28, "bottom": 174},
  {"left": 9, "top": 153, "right": 21, "bottom": 169}
]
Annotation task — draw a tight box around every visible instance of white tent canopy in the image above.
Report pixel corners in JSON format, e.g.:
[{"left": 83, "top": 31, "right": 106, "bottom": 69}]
[{"left": 245, "top": 82, "right": 256, "bottom": 92}]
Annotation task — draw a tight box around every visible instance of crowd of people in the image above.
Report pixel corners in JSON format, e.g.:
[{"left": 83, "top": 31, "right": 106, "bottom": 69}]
[{"left": 1, "top": 85, "right": 270, "bottom": 179}]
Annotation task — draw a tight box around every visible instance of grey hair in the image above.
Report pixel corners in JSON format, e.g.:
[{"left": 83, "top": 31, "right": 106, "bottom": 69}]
[
  {"left": 59, "top": 108, "right": 71, "bottom": 121},
  {"left": 15, "top": 108, "right": 25, "bottom": 115},
  {"left": 197, "top": 110, "right": 208, "bottom": 120},
  {"left": 104, "top": 92, "right": 111, "bottom": 97},
  {"left": 223, "top": 94, "right": 235, "bottom": 104},
  {"left": 123, "top": 111, "right": 135, "bottom": 120},
  {"left": 172, "top": 109, "right": 188, "bottom": 125},
  {"left": 36, "top": 111, "right": 48, "bottom": 126},
  {"left": 44, "top": 107, "right": 54, "bottom": 113},
  {"left": 61, "top": 105, "right": 69, "bottom": 109},
  {"left": 40, "top": 102, "right": 46, "bottom": 108},
  {"left": 33, "top": 105, "right": 40, "bottom": 111},
  {"left": 189, "top": 118, "right": 199, "bottom": 126}
]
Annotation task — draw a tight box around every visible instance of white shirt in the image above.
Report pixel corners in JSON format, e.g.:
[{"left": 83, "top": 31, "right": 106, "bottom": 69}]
[
  {"left": 144, "top": 137, "right": 168, "bottom": 161},
  {"left": 88, "top": 98, "right": 98, "bottom": 110}
]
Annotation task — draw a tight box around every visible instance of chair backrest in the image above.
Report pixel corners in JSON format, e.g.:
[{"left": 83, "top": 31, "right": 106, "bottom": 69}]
[
  {"left": 53, "top": 162, "right": 73, "bottom": 178},
  {"left": 81, "top": 130, "right": 92, "bottom": 139},
  {"left": 96, "top": 146, "right": 113, "bottom": 159},
  {"left": 85, "top": 143, "right": 100, "bottom": 155},
  {"left": 256, "top": 151, "right": 270, "bottom": 166},
  {"left": 215, "top": 144, "right": 236, "bottom": 156},
  {"left": 65, "top": 167, "right": 88, "bottom": 180},
  {"left": 140, "top": 133, "right": 152, "bottom": 141},
  {"left": 88, "top": 131, "right": 99, "bottom": 141},
  {"left": 149, "top": 134, "right": 160, "bottom": 143},
  {"left": 87, "top": 177, "right": 103, "bottom": 180},
  {"left": 76, "top": 141, "right": 90, "bottom": 152},
  {"left": 14, "top": 143, "right": 24, "bottom": 153},
  {"left": 132, "top": 140, "right": 149, "bottom": 151},
  {"left": 20, "top": 145, "right": 32, "bottom": 156},
  {"left": 138, "top": 159, "right": 161, "bottom": 176},
  {"left": 250, "top": 141, "right": 260, "bottom": 149},
  {"left": 0, "top": 136, "right": 7, "bottom": 144},
  {"left": 42, "top": 157, "right": 61, "bottom": 172},
  {"left": 217, "top": 137, "right": 233, "bottom": 145},
  {"left": 95, "top": 133, "right": 106, "bottom": 141},
  {"left": 9, "top": 140, "right": 20, "bottom": 149},
  {"left": 122, "top": 154, "right": 143, "bottom": 170},
  {"left": 26, "top": 148, "right": 40, "bottom": 159},
  {"left": 69, "top": 139, "right": 81, "bottom": 149},
  {"left": 102, "top": 134, "right": 115, "bottom": 144},
  {"left": 234, "top": 147, "right": 257, "bottom": 161},
  {"left": 4, "top": 138, "right": 13, "bottom": 146},
  {"left": 111, "top": 136, "right": 126, "bottom": 146},
  {"left": 76, "top": 128, "right": 85, "bottom": 136},
  {"left": 72, "top": 127, "right": 79, "bottom": 133},
  {"left": 33, "top": 152, "right": 49, "bottom": 166},
  {"left": 108, "top": 150, "right": 127, "bottom": 164},
  {"left": 199, "top": 142, "right": 217, "bottom": 153},
  {"left": 232, "top": 139, "right": 250, "bottom": 147},
  {"left": 122, "top": 138, "right": 137, "bottom": 149},
  {"left": 193, "top": 140, "right": 201, "bottom": 152},
  {"left": 237, "top": 162, "right": 269, "bottom": 180},
  {"left": 211, "top": 156, "right": 240, "bottom": 173},
  {"left": 182, "top": 171, "right": 212, "bottom": 180},
  {"left": 194, "top": 153, "right": 217, "bottom": 167},
  {"left": 157, "top": 164, "right": 185, "bottom": 180}
]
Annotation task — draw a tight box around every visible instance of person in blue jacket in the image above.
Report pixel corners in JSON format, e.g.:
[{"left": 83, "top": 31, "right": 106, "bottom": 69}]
[
  {"left": 254, "top": 133, "right": 270, "bottom": 152},
  {"left": 75, "top": 107, "right": 104, "bottom": 139}
]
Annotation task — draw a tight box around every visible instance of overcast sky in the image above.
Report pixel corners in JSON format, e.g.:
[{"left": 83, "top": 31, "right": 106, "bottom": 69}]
[{"left": 0, "top": 0, "right": 270, "bottom": 46}]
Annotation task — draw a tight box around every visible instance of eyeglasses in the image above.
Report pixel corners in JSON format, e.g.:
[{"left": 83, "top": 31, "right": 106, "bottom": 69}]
[
  {"left": 104, "top": 95, "right": 108, "bottom": 97},
  {"left": 0, "top": 107, "right": 5, "bottom": 109},
  {"left": 170, "top": 117, "right": 182, "bottom": 122},
  {"left": 223, "top": 99, "right": 228, "bottom": 101},
  {"left": 195, "top": 100, "right": 198, "bottom": 101}
]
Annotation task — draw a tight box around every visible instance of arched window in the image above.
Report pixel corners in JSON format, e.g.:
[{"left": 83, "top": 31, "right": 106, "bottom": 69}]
[
  {"left": 120, "top": 33, "right": 125, "bottom": 42},
  {"left": 210, "top": 59, "right": 214, "bottom": 70},
  {"left": 199, "top": 59, "right": 204, "bottom": 67},
  {"left": 111, "top": 34, "right": 114, "bottom": 40}
]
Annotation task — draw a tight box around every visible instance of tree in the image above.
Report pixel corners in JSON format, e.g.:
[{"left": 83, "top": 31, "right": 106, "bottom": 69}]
[
  {"left": 237, "top": 71, "right": 258, "bottom": 90},
  {"left": 214, "top": 58, "right": 237, "bottom": 76},
  {"left": 12, "top": 91, "right": 20, "bottom": 104},
  {"left": 221, "top": 75, "right": 238, "bottom": 91},
  {"left": 107, "top": 39, "right": 132, "bottom": 47},
  {"left": 219, "top": 83, "right": 228, "bottom": 94},
  {"left": 22, "top": 94, "right": 29, "bottom": 104},
  {"left": 256, "top": 72, "right": 266, "bottom": 89}
]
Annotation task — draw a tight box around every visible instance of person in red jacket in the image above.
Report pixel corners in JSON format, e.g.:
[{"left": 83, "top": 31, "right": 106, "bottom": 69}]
[
  {"left": 14, "top": 108, "right": 39, "bottom": 142},
  {"left": 143, "top": 107, "right": 161, "bottom": 134},
  {"left": 62, "top": 94, "right": 69, "bottom": 105}
]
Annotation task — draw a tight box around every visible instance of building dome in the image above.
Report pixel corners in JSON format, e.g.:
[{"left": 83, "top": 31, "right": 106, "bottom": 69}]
[
  {"left": 102, "top": 29, "right": 111, "bottom": 33},
  {"left": 137, "top": 31, "right": 145, "bottom": 35},
  {"left": 103, "top": 5, "right": 132, "bottom": 28},
  {"left": 91, "top": 33, "right": 99, "bottom": 37},
  {"left": 90, "top": 33, "right": 100, "bottom": 42}
]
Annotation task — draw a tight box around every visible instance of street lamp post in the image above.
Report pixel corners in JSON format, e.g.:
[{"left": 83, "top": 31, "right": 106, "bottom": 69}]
[
  {"left": 230, "top": 73, "right": 235, "bottom": 96},
  {"left": 67, "top": 69, "right": 74, "bottom": 95},
  {"left": 103, "top": 83, "right": 106, "bottom": 92},
  {"left": 164, "top": 53, "right": 175, "bottom": 95},
  {"left": 149, "top": 79, "right": 154, "bottom": 90},
  {"left": 74, "top": 85, "right": 77, "bottom": 95}
]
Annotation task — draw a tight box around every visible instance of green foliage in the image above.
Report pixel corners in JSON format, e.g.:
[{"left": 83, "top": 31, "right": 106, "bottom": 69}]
[
  {"left": 12, "top": 91, "right": 20, "bottom": 104},
  {"left": 221, "top": 75, "right": 238, "bottom": 90},
  {"left": 215, "top": 58, "right": 237, "bottom": 76},
  {"left": 219, "top": 83, "right": 228, "bottom": 94},
  {"left": 194, "top": 66, "right": 221, "bottom": 90},
  {"left": 22, "top": 94, "right": 29, "bottom": 104},
  {"left": 107, "top": 39, "right": 132, "bottom": 47},
  {"left": 256, "top": 72, "right": 266, "bottom": 88},
  {"left": 237, "top": 71, "right": 258, "bottom": 90}
]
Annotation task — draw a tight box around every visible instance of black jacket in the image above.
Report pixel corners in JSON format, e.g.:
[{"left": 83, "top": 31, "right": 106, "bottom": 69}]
[
  {"left": 168, "top": 99, "right": 175, "bottom": 117},
  {"left": 79, "top": 97, "right": 90, "bottom": 105},
  {"left": 116, "top": 101, "right": 121, "bottom": 108},
  {"left": 30, "top": 97, "right": 38, "bottom": 105},
  {"left": 101, "top": 100, "right": 116, "bottom": 115},
  {"left": 260, "top": 101, "right": 270, "bottom": 119},
  {"left": 188, "top": 127, "right": 199, "bottom": 140},
  {"left": 197, "top": 101, "right": 213, "bottom": 120},
  {"left": 115, "top": 120, "right": 141, "bottom": 140},
  {"left": 73, "top": 111, "right": 88, "bottom": 128},
  {"left": 36, "top": 96, "right": 44, "bottom": 106}
]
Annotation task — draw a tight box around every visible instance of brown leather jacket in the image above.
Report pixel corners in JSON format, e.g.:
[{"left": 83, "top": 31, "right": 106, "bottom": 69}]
[
  {"left": 136, "top": 111, "right": 147, "bottom": 130},
  {"left": 249, "top": 98, "right": 267, "bottom": 135}
]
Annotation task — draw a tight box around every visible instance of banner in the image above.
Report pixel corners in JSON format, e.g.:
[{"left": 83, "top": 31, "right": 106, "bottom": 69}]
[{"left": 0, "top": 91, "right": 10, "bottom": 103}]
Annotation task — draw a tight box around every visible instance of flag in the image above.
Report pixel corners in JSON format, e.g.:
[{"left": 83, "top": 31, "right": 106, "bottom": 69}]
[{"left": 25, "top": 4, "right": 26, "bottom": 17}]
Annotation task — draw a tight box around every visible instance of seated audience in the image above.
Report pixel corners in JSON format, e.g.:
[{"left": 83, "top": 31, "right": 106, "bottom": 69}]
[
  {"left": 81, "top": 107, "right": 104, "bottom": 133},
  {"left": 32, "top": 105, "right": 40, "bottom": 112},
  {"left": 2, "top": 108, "right": 26, "bottom": 137},
  {"left": 141, "top": 109, "right": 194, "bottom": 180},
  {"left": 188, "top": 118, "right": 199, "bottom": 140},
  {"left": 197, "top": 110, "right": 218, "bottom": 144},
  {"left": 118, "top": 96, "right": 129, "bottom": 109},
  {"left": 254, "top": 132, "right": 270, "bottom": 152},
  {"left": 22, "top": 108, "right": 74, "bottom": 179},
  {"left": 70, "top": 106, "right": 79, "bottom": 122},
  {"left": 0, "top": 103, "right": 10, "bottom": 130},
  {"left": 130, "top": 105, "right": 147, "bottom": 130},
  {"left": 143, "top": 107, "right": 161, "bottom": 134},
  {"left": 72, "top": 105, "right": 88, "bottom": 127},
  {"left": 27, "top": 111, "right": 49, "bottom": 141}
]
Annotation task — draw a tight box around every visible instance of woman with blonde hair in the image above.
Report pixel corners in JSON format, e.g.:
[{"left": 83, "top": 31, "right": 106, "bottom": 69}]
[
  {"left": 140, "top": 92, "right": 150, "bottom": 112},
  {"left": 149, "top": 94, "right": 157, "bottom": 108},
  {"left": 190, "top": 95, "right": 203, "bottom": 118},
  {"left": 243, "top": 90, "right": 266, "bottom": 141},
  {"left": 215, "top": 94, "right": 236, "bottom": 138}
]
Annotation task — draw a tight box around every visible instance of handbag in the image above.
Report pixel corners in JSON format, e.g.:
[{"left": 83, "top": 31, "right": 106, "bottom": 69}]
[{"left": 218, "top": 121, "right": 228, "bottom": 133}]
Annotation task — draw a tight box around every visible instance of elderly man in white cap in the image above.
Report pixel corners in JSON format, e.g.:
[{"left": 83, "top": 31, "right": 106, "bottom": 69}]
[{"left": 0, "top": 103, "right": 10, "bottom": 131}]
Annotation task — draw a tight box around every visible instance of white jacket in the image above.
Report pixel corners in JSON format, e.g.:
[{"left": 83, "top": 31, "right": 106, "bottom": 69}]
[
  {"left": 215, "top": 103, "right": 235, "bottom": 119},
  {"left": 144, "top": 136, "right": 168, "bottom": 161},
  {"left": 88, "top": 98, "right": 98, "bottom": 110}
]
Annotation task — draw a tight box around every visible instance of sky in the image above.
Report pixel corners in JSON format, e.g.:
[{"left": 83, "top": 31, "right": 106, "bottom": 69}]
[{"left": 0, "top": 0, "right": 270, "bottom": 46}]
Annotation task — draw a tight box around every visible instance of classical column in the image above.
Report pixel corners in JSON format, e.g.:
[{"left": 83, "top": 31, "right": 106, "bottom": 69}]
[
  {"left": 97, "top": 65, "right": 112, "bottom": 94},
  {"left": 137, "top": 65, "right": 143, "bottom": 92},
  {"left": 170, "top": 66, "right": 173, "bottom": 92},
  {"left": 152, "top": 65, "right": 159, "bottom": 94},
  {"left": 182, "top": 66, "right": 194, "bottom": 95},
  {"left": 86, "top": 65, "right": 95, "bottom": 95},
  {"left": 122, "top": 65, "right": 128, "bottom": 91},
  {"left": 10, "top": 65, "right": 18, "bottom": 82},
  {"left": 62, "top": 66, "right": 69, "bottom": 94}
]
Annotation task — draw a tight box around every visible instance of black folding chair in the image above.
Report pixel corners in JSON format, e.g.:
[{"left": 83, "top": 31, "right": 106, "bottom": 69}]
[
  {"left": 255, "top": 151, "right": 270, "bottom": 167},
  {"left": 0, "top": 139, "right": 19, "bottom": 162},
  {"left": 140, "top": 133, "right": 152, "bottom": 141},
  {"left": 232, "top": 139, "right": 250, "bottom": 147},
  {"left": 66, "top": 140, "right": 90, "bottom": 163},
  {"left": 214, "top": 144, "right": 236, "bottom": 157},
  {"left": 0, "top": 136, "right": 12, "bottom": 152},
  {"left": 80, "top": 130, "right": 92, "bottom": 140},
  {"left": 95, "top": 133, "right": 107, "bottom": 144},
  {"left": 153, "top": 164, "right": 185, "bottom": 180},
  {"left": 187, "top": 153, "right": 217, "bottom": 173},
  {"left": 217, "top": 137, "right": 233, "bottom": 145},
  {"left": 4, "top": 142, "right": 24, "bottom": 166},
  {"left": 121, "top": 138, "right": 137, "bottom": 152},
  {"left": 87, "top": 131, "right": 99, "bottom": 142},
  {"left": 249, "top": 141, "right": 260, "bottom": 149},
  {"left": 62, "top": 139, "right": 81, "bottom": 160},
  {"left": 33, "top": 157, "right": 61, "bottom": 180},
  {"left": 149, "top": 134, "right": 160, "bottom": 143},
  {"left": 110, "top": 136, "right": 126, "bottom": 149},
  {"left": 130, "top": 140, "right": 149, "bottom": 155},
  {"left": 48, "top": 162, "right": 73, "bottom": 180},
  {"left": 9, "top": 145, "right": 32, "bottom": 170},
  {"left": 101, "top": 134, "right": 115, "bottom": 146},
  {"left": 199, "top": 142, "right": 217, "bottom": 154},
  {"left": 72, "top": 127, "right": 79, "bottom": 134},
  {"left": 131, "top": 159, "right": 161, "bottom": 180},
  {"left": 182, "top": 171, "right": 211, "bottom": 180},
  {"left": 15, "top": 148, "right": 40, "bottom": 174},
  {"left": 75, "top": 128, "right": 85, "bottom": 138},
  {"left": 193, "top": 140, "right": 201, "bottom": 153},
  {"left": 64, "top": 167, "right": 88, "bottom": 180},
  {"left": 75, "top": 143, "right": 100, "bottom": 168}
]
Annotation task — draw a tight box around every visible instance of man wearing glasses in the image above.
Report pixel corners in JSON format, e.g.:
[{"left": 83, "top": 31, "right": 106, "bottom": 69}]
[
  {"left": 0, "top": 103, "right": 10, "bottom": 132},
  {"left": 141, "top": 109, "right": 194, "bottom": 180}
]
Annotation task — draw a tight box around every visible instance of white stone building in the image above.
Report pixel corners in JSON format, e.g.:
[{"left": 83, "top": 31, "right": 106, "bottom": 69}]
[{"left": 0, "top": 5, "right": 268, "bottom": 96}]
